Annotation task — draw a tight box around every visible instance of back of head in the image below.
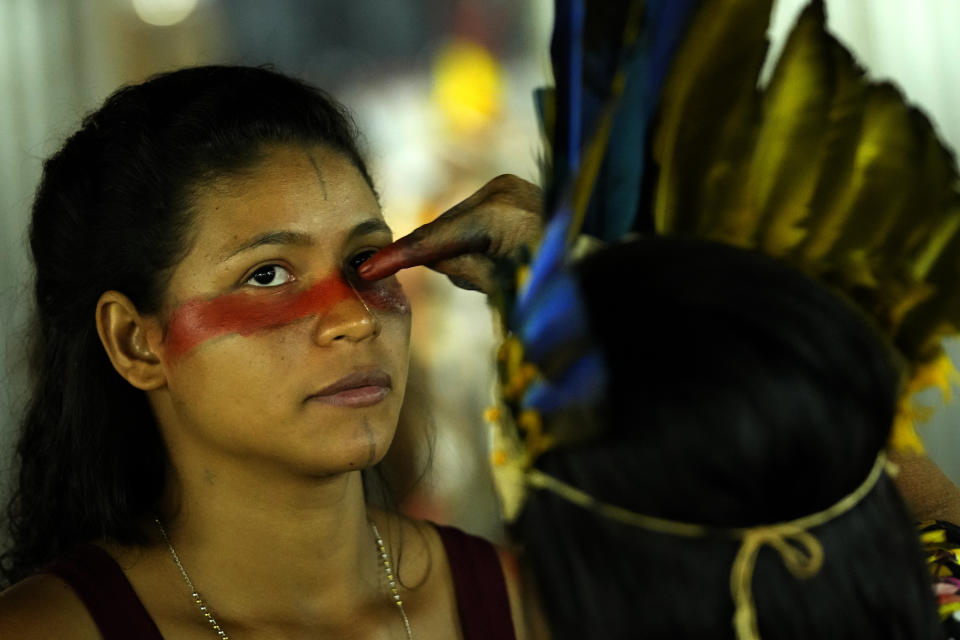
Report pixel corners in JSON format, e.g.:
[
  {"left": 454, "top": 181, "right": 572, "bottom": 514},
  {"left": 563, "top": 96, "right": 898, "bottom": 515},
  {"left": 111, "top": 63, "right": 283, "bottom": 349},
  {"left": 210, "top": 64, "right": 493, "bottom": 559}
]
[
  {"left": 3, "top": 66, "right": 372, "bottom": 586},
  {"left": 514, "top": 236, "right": 939, "bottom": 639}
]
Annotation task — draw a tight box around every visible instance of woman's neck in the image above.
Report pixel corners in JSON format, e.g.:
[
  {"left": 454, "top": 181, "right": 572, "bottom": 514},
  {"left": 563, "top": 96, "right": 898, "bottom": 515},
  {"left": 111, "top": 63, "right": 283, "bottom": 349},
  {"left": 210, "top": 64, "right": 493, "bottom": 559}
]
[{"left": 155, "top": 460, "right": 389, "bottom": 631}]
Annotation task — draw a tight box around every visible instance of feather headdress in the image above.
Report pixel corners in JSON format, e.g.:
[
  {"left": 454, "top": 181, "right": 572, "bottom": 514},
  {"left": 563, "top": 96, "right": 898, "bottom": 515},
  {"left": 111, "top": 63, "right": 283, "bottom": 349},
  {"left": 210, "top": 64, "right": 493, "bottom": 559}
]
[
  {"left": 491, "top": 0, "right": 960, "bottom": 518},
  {"left": 649, "top": 0, "right": 960, "bottom": 452}
]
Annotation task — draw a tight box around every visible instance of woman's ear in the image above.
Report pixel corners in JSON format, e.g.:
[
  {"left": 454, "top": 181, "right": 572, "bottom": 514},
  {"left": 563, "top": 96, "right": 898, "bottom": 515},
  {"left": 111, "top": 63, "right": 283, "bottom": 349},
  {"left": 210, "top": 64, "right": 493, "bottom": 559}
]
[{"left": 96, "top": 291, "right": 167, "bottom": 390}]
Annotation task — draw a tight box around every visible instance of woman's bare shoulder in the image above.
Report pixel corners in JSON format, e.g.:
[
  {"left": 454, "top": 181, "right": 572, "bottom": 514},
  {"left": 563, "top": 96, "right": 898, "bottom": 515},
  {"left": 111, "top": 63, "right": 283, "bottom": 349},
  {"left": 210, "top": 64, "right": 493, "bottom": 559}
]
[{"left": 0, "top": 573, "right": 101, "bottom": 639}]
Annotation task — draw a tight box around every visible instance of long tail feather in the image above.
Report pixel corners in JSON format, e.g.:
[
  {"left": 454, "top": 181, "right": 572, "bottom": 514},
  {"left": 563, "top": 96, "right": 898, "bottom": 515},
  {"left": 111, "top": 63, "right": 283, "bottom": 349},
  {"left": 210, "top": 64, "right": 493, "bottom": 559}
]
[
  {"left": 653, "top": 1, "right": 774, "bottom": 239},
  {"left": 651, "top": 0, "right": 960, "bottom": 369}
]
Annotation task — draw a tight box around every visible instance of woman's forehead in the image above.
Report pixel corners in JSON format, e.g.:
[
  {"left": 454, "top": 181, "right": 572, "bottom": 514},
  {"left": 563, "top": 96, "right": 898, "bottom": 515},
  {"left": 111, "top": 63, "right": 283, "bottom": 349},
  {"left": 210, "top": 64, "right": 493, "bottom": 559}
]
[{"left": 188, "top": 144, "right": 384, "bottom": 257}]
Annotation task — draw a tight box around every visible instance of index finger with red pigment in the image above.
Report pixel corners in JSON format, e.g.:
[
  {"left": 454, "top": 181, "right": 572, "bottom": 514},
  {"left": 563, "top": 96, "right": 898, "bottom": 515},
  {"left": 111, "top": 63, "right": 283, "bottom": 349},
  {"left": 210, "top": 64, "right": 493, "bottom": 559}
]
[{"left": 358, "top": 234, "right": 491, "bottom": 281}]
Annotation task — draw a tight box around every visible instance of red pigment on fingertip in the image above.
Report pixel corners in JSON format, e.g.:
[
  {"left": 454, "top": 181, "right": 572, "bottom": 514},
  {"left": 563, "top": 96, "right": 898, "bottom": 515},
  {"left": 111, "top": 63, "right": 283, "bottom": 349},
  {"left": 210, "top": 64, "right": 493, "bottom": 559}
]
[
  {"left": 357, "top": 243, "right": 407, "bottom": 280},
  {"left": 360, "top": 235, "right": 490, "bottom": 280},
  {"left": 164, "top": 274, "right": 409, "bottom": 359}
]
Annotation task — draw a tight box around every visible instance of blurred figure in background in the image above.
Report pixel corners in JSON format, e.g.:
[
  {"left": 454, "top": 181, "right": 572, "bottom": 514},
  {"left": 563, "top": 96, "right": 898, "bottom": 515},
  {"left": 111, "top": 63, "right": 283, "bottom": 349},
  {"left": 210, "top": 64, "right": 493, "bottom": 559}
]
[
  {"left": 466, "top": 0, "right": 960, "bottom": 637},
  {"left": 511, "top": 236, "right": 942, "bottom": 639}
]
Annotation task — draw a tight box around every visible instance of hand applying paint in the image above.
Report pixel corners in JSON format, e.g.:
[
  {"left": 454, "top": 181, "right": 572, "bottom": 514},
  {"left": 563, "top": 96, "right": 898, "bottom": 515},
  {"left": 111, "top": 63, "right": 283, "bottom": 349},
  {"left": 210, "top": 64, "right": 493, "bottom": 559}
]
[{"left": 357, "top": 174, "right": 543, "bottom": 294}]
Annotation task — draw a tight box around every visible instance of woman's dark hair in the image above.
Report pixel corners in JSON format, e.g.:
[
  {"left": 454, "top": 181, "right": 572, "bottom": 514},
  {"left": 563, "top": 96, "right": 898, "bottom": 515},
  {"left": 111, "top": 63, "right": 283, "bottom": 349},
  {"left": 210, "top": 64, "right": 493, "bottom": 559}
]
[
  {"left": 1, "top": 65, "right": 375, "bottom": 586},
  {"left": 514, "top": 236, "right": 941, "bottom": 639}
]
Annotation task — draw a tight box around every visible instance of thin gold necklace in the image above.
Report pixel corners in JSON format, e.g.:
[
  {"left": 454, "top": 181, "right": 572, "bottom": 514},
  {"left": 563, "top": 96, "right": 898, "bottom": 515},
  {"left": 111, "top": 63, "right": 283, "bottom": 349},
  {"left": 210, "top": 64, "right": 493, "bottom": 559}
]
[{"left": 154, "top": 518, "right": 414, "bottom": 639}]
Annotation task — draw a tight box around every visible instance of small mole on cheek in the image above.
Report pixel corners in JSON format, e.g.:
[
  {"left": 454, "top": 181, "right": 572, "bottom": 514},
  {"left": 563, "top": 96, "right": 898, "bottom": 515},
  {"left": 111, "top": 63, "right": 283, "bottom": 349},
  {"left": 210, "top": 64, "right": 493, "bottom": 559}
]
[{"left": 204, "top": 469, "right": 217, "bottom": 485}]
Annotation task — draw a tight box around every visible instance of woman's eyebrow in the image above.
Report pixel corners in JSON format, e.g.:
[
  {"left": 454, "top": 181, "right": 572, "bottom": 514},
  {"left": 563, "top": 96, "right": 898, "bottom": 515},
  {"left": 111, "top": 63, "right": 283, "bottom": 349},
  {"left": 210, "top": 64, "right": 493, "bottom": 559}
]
[
  {"left": 222, "top": 230, "right": 314, "bottom": 261},
  {"left": 222, "top": 219, "right": 392, "bottom": 262},
  {"left": 347, "top": 218, "right": 393, "bottom": 242}
]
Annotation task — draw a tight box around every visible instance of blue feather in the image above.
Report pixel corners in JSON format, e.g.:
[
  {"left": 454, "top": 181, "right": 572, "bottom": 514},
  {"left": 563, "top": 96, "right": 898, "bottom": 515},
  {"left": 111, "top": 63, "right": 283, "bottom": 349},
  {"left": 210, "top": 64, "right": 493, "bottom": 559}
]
[
  {"left": 567, "top": 0, "right": 584, "bottom": 174},
  {"left": 512, "top": 0, "right": 704, "bottom": 416},
  {"left": 515, "top": 206, "right": 571, "bottom": 321},
  {"left": 523, "top": 350, "right": 607, "bottom": 413},
  {"left": 518, "top": 276, "right": 589, "bottom": 366},
  {"left": 549, "top": 0, "right": 586, "bottom": 195},
  {"left": 582, "top": 0, "right": 701, "bottom": 240}
]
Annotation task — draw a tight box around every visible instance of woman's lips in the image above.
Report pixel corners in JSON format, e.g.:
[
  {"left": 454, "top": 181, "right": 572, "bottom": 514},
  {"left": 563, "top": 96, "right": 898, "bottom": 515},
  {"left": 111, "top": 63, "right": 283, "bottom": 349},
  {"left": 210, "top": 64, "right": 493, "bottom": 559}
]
[
  {"left": 311, "top": 385, "right": 390, "bottom": 407},
  {"left": 306, "top": 370, "right": 392, "bottom": 408}
]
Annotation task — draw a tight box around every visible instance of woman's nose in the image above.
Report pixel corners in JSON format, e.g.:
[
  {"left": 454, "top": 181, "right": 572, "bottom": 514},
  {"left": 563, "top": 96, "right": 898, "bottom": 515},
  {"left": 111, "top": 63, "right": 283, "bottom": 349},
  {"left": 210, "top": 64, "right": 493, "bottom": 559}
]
[{"left": 313, "top": 287, "right": 381, "bottom": 346}]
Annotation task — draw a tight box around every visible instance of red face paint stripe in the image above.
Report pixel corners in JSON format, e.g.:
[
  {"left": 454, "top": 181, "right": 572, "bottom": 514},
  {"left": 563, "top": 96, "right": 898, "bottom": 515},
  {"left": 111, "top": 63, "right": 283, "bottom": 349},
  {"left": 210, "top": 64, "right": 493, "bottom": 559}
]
[
  {"left": 353, "top": 277, "right": 410, "bottom": 316},
  {"left": 163, "top": 274, "right": 409, "bottom": 359}
]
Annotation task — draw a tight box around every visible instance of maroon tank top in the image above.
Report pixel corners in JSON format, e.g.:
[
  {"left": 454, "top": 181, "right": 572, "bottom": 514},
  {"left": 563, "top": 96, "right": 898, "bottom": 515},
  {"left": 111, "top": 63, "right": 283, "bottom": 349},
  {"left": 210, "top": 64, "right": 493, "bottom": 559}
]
[
  {"left": 44, "top": 524, "right": 516, "bottom": 639},
  {"left": 434, "top": 524, "right": 517, "bottom": 639},
  {"left": 45, "top": 543, "right": 163, "bottom": 638}
]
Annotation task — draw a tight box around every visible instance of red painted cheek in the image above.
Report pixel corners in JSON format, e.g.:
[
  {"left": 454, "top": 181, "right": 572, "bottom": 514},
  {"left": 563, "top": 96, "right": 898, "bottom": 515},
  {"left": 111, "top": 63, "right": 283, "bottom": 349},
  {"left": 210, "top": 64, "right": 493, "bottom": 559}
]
[
  {"left": 353, "top": 277, "right": 410, "bottom": 315},
  {"left": 164, "top": 274, "right": 353, "bottom": 359}
]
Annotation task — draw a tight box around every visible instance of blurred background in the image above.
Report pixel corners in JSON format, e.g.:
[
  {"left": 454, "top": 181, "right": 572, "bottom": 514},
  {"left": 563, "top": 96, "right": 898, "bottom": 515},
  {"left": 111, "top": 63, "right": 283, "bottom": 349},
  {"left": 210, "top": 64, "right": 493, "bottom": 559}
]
[{"left": 1, "top": 0, "right": 959, "bottom": 545}]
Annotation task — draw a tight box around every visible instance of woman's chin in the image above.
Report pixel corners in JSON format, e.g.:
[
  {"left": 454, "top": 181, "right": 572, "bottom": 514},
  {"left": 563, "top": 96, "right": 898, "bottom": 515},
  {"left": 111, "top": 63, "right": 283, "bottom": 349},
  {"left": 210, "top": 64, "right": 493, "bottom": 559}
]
[{"left": 285, "top": 420, "right": 397, "bottom": 477}]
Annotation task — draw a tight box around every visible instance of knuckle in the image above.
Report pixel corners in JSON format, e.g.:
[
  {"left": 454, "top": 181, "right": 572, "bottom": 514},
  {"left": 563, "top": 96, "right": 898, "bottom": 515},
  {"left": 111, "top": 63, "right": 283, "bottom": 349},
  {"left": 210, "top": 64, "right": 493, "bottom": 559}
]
[{"left": 406, "top": 225, "right": 431, "bottom": 246}]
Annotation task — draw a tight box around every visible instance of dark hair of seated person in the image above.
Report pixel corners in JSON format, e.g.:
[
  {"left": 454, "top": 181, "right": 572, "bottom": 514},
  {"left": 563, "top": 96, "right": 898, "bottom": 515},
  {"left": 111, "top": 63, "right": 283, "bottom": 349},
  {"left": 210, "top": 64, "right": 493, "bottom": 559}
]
[{"left": 512, "top": 236, "right": 941, "bottom": 639}]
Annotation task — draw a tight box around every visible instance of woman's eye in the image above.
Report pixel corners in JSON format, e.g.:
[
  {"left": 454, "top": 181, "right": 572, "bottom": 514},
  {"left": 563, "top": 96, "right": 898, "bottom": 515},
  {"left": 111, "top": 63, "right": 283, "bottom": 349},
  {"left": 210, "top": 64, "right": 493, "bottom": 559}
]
[
  {"left": 245, "top": 264, "right": 293, "bottom": 287},
  {"left": 349, "top": 250, "right": 377, "bottom": 270}
]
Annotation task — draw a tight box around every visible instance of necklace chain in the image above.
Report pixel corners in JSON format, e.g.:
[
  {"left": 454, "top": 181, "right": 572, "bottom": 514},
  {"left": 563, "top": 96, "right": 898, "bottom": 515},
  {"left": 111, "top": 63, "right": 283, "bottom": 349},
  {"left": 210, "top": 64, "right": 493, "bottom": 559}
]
[
  {"left": 371, "top": 521, "right": 414, "bottom": 639},
  {"left": 155, "top": 518, "right": 414, "bottom": 639}
]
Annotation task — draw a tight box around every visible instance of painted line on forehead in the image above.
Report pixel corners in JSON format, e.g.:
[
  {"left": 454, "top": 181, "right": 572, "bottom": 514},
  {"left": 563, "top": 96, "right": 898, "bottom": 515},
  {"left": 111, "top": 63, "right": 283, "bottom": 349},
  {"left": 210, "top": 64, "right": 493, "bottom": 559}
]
[{"left": 307, "top": 152, "right": 328, "bottom": 201}]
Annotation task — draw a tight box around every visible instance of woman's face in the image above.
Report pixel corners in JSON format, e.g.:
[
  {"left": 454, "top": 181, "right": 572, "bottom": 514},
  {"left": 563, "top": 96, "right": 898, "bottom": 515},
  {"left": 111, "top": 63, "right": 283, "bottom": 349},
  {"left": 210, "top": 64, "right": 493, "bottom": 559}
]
[{"left": 148, "top": 144, "right": 411, "bottom": 477}]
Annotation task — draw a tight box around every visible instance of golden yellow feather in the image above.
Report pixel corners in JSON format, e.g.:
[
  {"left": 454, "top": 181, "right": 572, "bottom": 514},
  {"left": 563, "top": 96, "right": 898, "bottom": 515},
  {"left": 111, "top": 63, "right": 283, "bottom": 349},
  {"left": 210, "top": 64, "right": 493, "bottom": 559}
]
[
  {"left": 651, "top": 0, "right": 773, "bottom": 238},
  {"left": 749, "top": 1, "right": 835, "bottom": 257},
  {"left": 649, "top": 0, "right": 960, "bottom": 447}
]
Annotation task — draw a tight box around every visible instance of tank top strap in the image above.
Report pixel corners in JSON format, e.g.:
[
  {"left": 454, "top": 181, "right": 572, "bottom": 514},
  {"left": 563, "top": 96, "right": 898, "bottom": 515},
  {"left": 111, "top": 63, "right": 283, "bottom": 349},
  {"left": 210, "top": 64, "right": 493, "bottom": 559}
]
[
  {"left": 434, "top": 524, "right": 517, "bottom": 640},
  {"left": 45, "top": 543, "right": 164, "bottom": 639}
]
